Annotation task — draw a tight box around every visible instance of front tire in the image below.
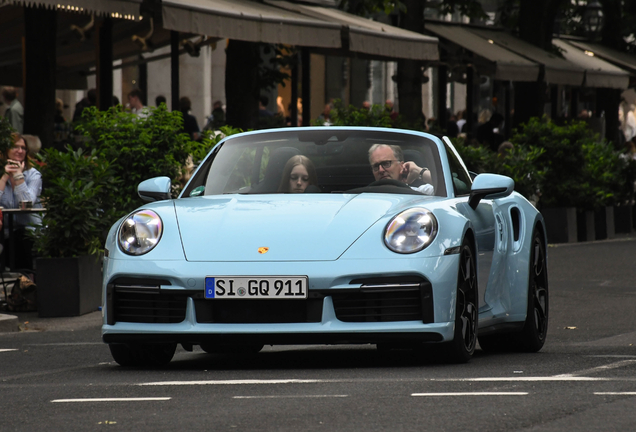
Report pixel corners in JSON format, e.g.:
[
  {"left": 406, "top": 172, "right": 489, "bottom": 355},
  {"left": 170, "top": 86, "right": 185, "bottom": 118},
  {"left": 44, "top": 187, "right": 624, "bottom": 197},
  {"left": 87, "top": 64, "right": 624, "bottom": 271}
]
[
  {"left": 518, "top": 230, "right": 549, "bottom": 351},
  {"left": 445, "top": 240, "right": 478, "bottom": 363},
  {"left": 109, "top": 343, "right": 177, "bottom": 367}
]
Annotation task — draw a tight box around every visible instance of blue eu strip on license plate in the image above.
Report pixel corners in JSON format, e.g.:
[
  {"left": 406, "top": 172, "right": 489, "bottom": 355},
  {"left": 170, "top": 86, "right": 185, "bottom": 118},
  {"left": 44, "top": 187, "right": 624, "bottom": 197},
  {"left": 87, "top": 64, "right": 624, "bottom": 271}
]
[
  {"left": 205, "top": 277, "right": 216, "bottom": 298},
  {"left": 204, "top": 276, "right": 308, "bottom": 299}
]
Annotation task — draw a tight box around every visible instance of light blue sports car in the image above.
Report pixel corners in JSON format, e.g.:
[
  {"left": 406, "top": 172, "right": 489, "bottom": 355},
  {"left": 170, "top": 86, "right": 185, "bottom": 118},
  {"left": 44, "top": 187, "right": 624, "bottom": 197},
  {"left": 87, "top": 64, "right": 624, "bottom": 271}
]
[{"left": 101, "top": 127, "right": 548, "bottom": 366}]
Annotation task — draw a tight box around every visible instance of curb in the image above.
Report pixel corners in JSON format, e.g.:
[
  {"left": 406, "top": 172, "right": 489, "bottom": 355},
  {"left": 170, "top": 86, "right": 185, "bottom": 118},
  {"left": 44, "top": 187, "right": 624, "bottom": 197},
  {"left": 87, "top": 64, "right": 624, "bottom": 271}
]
[{"left": 0, "top": 313, "right": 19, "bottom": 333}]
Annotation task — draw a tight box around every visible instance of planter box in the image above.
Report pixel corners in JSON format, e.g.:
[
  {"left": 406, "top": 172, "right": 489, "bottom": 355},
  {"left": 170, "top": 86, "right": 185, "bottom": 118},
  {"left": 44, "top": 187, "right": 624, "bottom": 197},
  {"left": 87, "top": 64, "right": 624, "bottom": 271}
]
[
  {"left": 614, "top": 205, "right": 633, "bottom": 234},
  {"left": 577, "top": 210, "right": 595, "bottom": 242},
  {"left": 36, "top": 255, "right": 102, "bottom": 317},
  {"left": 594, "top": 206, "right": 615, "bottom": 240},
  {"left": 541, "top": 207, "right": 577, "bottom": 243}
]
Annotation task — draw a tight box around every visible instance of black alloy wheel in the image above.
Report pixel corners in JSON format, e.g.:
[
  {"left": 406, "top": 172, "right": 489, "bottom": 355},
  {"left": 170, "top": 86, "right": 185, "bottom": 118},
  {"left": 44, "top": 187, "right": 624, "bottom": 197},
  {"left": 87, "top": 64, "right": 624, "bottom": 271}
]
[
  {"left": 445, "top": 240, "right": 478, "bottom": 363},
  {"left": 478, "top": 228, "right": 549, "bottom": 352},
  {"left": 519, "top": 230, "right": 549, "bottom": 351}
]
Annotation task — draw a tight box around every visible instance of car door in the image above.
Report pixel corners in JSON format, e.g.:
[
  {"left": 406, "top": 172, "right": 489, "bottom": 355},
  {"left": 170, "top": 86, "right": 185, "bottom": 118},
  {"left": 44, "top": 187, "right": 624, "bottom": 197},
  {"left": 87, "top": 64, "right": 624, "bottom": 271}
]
[{"left": 442, "top": 141, "right": 497, "bottom": 313}]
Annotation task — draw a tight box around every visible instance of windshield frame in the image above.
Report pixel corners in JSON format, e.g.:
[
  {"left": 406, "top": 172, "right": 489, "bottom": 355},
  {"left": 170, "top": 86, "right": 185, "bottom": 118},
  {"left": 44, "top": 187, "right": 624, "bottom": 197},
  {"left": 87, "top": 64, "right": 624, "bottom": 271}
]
[{"left": 180, "top": 128, "right": 447, "bottom": 198}]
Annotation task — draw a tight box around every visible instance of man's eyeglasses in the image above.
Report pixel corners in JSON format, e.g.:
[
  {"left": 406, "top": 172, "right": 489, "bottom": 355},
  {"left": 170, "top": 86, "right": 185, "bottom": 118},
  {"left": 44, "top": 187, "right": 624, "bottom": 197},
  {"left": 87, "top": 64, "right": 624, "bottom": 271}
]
[{"left": 371, "top": 160, "right": 400, "bottom": 172}]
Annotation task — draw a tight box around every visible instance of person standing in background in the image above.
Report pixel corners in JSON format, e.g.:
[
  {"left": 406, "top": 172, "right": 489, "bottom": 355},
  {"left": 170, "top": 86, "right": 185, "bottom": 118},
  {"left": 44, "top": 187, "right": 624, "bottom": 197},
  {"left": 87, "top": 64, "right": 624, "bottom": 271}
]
[
  {"left": 259, "top": 96, "right": 274, "bottom": 117},
  {"left": 623, "top": 104, "right": 636, "bottom": 145},
  {"left": 456, "top": 110, "right": 467, "bottom": 133},
  {"left": 203, "top": 100, "right": 226, "bottom": 131},
  {"left": 72, "top": 88, "right": 96, "bottom": 123},
  {"left": 2, "top": 87, "right": 24, "bottom": 133},
  {"left": 127, "top": 89, "right": 148, "bottom": 118},
  {"left": 155, "top": 95, "right": 167, "bottom": 107},
  {"left": 179, "top": 96, "right": 200, "bottom": 141},
  {"left": 385, "top": 100, "right": 398, "bottom": 121}
]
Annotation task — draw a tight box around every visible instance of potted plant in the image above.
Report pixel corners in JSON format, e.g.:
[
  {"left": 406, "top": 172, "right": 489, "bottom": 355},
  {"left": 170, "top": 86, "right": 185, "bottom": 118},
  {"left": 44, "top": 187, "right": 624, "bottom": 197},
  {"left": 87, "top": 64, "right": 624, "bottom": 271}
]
[
  {"left": 30, "top": 105, "right": 210, "bottom": 317},
  {"left": 32, "top": 147, "right": 120, "bottom": 317}
]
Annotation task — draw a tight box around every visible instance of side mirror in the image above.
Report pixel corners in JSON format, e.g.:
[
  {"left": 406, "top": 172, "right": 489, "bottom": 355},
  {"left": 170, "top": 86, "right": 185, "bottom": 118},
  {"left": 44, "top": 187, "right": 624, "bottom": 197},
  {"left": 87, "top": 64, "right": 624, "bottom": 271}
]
[
  {"left": 138, "top": 176, "right": 172, "bottom": 202},
  {"left": 468, "top": 174, "right": 514, "bottom": 210}
]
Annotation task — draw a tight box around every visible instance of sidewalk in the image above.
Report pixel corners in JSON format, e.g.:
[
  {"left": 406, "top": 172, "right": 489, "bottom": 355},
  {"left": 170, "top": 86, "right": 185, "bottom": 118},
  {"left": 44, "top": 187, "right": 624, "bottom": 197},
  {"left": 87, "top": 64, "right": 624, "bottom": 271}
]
[
  {"left": 0, "top": 271, "right": 102, "bottom": 333},
  {"left": 0, "top": 309, "right": 102, "bottom": 333}
]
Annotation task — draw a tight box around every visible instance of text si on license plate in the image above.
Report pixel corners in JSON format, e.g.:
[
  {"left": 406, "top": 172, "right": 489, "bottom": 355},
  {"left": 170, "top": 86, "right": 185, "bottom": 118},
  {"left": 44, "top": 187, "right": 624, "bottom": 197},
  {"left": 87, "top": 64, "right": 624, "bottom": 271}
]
[{"left": 205, "top": 276, "right": 308, "bottom": 299}]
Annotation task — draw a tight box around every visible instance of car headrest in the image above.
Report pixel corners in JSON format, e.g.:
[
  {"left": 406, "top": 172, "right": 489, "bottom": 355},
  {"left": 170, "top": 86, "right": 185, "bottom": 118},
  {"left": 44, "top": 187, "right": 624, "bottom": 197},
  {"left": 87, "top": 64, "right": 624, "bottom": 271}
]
[{"left": 403, "top": 149, "right": 426, "bottom": 168}]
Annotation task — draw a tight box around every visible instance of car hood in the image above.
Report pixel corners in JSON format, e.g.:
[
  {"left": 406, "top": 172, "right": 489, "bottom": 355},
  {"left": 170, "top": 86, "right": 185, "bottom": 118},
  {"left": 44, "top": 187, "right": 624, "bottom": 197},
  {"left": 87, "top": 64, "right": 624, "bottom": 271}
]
[{"left": 175, "top": 194, "right": 435, "bottom": 261}]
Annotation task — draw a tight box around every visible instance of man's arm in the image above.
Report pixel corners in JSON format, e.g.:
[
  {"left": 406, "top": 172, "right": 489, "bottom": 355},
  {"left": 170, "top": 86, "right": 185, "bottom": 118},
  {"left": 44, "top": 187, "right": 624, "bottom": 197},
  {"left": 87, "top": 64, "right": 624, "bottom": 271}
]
[{"left": 402, "top": 161, "right": 432, "bottom": 185}]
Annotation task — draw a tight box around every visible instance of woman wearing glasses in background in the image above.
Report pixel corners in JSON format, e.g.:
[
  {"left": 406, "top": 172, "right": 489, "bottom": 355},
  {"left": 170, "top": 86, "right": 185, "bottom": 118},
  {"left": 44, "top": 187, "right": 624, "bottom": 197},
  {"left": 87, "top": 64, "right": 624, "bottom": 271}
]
[{"left": 0, "top": 132, "right": 42, "bottom": 270}]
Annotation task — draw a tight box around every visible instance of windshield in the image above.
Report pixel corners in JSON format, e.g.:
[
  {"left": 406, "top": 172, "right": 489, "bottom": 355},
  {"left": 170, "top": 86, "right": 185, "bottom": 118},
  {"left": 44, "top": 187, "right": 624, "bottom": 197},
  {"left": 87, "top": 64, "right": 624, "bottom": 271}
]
[{"left": 182, "top": 129, "right": 446, "bottom": 197}]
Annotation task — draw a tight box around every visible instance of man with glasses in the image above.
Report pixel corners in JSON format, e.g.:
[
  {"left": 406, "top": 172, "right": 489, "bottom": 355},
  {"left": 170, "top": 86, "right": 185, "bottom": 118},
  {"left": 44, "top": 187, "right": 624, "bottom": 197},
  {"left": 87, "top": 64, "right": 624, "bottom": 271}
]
[{"left": 368, "top": 144, "right": 433, "bottom": 195}]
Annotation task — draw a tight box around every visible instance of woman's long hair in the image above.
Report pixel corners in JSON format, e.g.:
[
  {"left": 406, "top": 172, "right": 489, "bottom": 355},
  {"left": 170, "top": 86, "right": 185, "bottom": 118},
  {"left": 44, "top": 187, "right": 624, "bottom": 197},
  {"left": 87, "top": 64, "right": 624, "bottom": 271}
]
[{"left": 277, "top": 155, "right": 317, "bottom": 193}]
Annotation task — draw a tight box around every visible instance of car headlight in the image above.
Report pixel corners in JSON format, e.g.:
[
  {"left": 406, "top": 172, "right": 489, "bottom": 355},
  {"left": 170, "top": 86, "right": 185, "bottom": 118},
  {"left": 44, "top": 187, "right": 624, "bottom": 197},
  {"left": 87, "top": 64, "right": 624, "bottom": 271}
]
[
  {"left": 118, "top": 209, "right": 163, "bottom": 255},
  {"left": 384, "top": 208, "right": 438, "bottom": 254}
]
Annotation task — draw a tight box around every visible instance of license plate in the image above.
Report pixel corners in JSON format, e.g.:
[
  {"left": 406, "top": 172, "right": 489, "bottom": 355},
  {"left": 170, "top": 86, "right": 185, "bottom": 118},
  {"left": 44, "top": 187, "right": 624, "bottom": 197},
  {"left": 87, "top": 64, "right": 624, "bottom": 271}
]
[{"left": 205, "top": 276, "right": 308, "bottom": 299}]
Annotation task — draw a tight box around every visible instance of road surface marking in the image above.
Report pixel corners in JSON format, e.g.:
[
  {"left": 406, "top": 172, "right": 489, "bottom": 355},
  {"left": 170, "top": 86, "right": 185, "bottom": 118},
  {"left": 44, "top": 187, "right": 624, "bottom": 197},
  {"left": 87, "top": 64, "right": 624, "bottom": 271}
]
[
  {"left": 0, "top": 349, "right": 18, "bottom": 353},
  {"left": 26, "top": 342, "right": 103, "bottom": 346},
  {"left": 234, "top": 395, "right": 348, "bottom": 399},
  {"left": 412, "top": 392, "right": 528, "bottom": 397},
  {"left": 139, "top": 379, "right": 328, "bottom": 386},
  {"left": 554, "top": 360, "right": 636, "bottom": 377},
  {"left": 594, "top": 392, "right": 636, "bottom": 396},
  {"left": 139, "top": 377, "right": 636, "bottom": 387},
  {"left": 430, "top": 377, "right": 607, "bottom": 382},
  {"left": 52, "top": 397, "right": 171, "bottom": 403},
  {"left": 589, "top": 355, "right": 636, "bottom": 358}
]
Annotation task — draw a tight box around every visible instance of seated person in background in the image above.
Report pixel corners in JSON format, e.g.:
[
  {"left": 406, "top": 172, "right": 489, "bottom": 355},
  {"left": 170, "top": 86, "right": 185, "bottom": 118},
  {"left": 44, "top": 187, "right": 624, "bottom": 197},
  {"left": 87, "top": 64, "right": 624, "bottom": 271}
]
[
  {"left": 368, "top": 144, "right": 433, "bottom": 195},
  {"left": 278, "top": 155, "right": 318, "bottom": 193},
  {"left": 0, "top": 132, "right": 43, "bottom": 270}
]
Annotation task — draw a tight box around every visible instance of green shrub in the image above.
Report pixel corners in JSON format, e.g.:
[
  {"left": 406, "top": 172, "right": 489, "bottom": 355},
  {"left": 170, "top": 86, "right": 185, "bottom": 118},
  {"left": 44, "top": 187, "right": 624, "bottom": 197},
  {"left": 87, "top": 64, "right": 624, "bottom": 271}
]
[
  {"left": 76, "top": 105, "right": 206, "bottom": 214},
  {"left": 509, "top": 117, "right": 591, "bottom": 208},
  {"left": 0, "top": 116, "right": 14, "bottom": 156},
  {"left": 451, "top": 137, "right": 496, "bottom": 174},
  {"left": 510, "top": 117, "right": 633, "bottom": 210},
  {"left": 321, "top": 99, "right": 394, "bottom": 127},
  {"left": 31, "top": 147, "right": 120, "bottom": 258},
  {"left": 195, "top": 125, "right": 245, "bottom": 163},
  {"left": 452, "top": 136, "right": 546, "bottom": 202}
]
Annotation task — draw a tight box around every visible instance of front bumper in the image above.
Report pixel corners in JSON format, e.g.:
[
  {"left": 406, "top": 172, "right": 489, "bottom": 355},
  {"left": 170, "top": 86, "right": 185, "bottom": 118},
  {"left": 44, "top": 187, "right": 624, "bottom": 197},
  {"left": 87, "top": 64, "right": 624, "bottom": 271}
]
[{"left": 101, "top": 255, "right": 460, "bottom": 345}]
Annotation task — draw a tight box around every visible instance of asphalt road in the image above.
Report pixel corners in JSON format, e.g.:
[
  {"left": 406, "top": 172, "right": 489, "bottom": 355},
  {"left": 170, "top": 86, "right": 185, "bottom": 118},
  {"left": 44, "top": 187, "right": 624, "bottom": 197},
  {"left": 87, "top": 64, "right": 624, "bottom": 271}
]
[{"left": 1, "top": 236, "right": 636, "bottom": 431}]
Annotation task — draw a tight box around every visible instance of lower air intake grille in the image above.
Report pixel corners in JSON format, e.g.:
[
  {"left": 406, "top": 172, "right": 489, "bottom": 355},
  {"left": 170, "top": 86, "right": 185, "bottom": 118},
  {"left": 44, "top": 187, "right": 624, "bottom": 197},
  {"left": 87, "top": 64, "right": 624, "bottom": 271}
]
[
  {"left": 331, "top": 278, "right": 433, "bottom": 323},
  {"left": 194, "top": 299, "right": 323, "bottom": 324},
  {"left": 113, "top": 291, "right": 187, "bottom": 324}
]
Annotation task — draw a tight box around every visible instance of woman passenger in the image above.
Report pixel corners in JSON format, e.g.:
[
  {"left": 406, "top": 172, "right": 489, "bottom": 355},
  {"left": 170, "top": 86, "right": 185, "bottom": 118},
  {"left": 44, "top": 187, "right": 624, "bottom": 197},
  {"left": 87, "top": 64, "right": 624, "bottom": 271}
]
[{"left": 278, "top": 155, "right": 318, "bottom": 193}]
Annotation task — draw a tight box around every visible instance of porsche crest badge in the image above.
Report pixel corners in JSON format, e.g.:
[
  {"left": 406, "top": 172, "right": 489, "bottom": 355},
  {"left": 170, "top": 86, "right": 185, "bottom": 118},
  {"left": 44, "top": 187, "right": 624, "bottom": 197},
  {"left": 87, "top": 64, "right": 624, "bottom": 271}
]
[{"left": 258, "top": 247, "right": 269, "bottom": 254}]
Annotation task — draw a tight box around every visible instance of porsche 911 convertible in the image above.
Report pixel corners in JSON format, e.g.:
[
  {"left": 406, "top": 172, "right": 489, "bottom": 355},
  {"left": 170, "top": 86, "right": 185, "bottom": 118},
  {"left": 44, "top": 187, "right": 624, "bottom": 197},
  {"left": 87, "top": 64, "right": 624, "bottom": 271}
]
[{"left": 101, "top": 127, "right": 548, "bottom": 366}]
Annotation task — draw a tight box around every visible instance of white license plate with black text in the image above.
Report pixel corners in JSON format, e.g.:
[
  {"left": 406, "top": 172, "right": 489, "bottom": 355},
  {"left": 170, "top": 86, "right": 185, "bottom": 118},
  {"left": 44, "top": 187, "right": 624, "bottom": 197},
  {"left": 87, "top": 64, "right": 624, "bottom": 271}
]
[{"left": 205, "top": 276, "right": 308, "bottom": 299}]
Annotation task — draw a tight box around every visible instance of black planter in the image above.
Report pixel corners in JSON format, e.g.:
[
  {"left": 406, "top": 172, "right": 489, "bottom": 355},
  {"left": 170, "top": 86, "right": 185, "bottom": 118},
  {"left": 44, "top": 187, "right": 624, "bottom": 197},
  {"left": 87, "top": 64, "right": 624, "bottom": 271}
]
[
  {"left": 614, "top": 205, "right": 633, "bottom": 234},
  {"left": 594, "top": 206, "right": 615, "bottom": 241},
  {"left": 36, "top": 255, "right": 102, "bottom": 317},
  {"left": 577, "top": 210, "right": 595, "bottom": 242},
  {"left": 541, "top": 207, "right": 577, "bottom": 243}
]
